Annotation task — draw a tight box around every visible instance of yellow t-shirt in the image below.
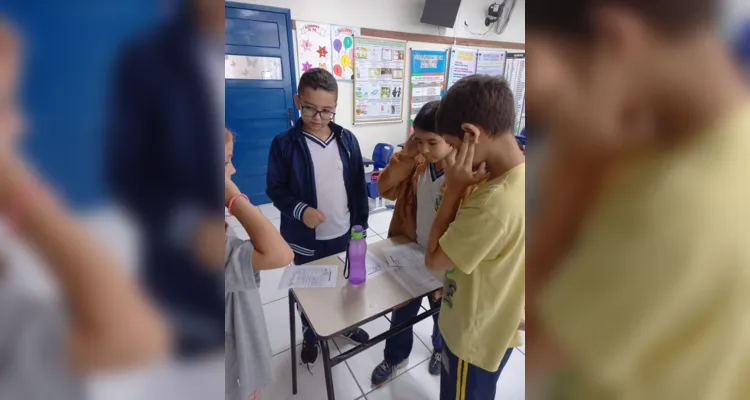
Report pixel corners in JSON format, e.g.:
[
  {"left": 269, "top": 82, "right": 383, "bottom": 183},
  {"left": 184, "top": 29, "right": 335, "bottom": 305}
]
[
  {"left": 539, "top": 105, "right": 750, "bottom": 399},
  {"left": 438, "top": 163, "right": 525, "bottom": 372}
]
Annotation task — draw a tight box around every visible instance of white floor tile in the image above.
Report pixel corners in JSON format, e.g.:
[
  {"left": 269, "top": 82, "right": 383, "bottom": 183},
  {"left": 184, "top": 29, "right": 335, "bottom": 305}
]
[
  {"left": 258, "top": 267, "right": 290, "bottom": 305},
  {"left": 262, "top": 344, "right": 364, "bottom": 400},
  {"left": 366, "top": 232, "right": 383, "bottom": 245},
  {"left": 365, "top": 349, "right": 525, "bottom": 400},
  {"left": 368, "top": 211, "right": 393, "bottom": 236},
  {"left": 263, "top": 298, "right": 304, "bottom": 355},
  {"left": 364, "top": 359, "right": 440, "bottom": 400},
  {"left": 412, "top": 310, "right": 441, "bottom": 353},
  {"left": 333, "top": 317, "right": 432, "bottom": 395},
  {"left": 259, "top": 203, "right": 281, "bottom": 220},
  {"left": 495, "top": 349, "right": 525, "bottom": 399},
  {"left": 226, "top": 215, "right": 241, "bottom": 227}
]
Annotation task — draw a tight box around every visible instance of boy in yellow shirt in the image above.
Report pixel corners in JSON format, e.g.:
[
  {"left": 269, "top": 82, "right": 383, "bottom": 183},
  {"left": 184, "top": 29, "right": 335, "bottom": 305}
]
[
  {"left": 425, "top": 75, "right": 525, "bottom": 400},
  {"left": 527, "top": 0, "right": 750, "bottom": 398}
]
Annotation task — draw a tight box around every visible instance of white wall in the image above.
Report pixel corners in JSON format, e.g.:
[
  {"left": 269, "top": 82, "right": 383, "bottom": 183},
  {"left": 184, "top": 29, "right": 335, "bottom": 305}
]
[
  {"left": 238, "top": 0, "right": 525, "bottom": 43},
  {"left": 230, "top": 0, "right": 525, "bottom": 155}
]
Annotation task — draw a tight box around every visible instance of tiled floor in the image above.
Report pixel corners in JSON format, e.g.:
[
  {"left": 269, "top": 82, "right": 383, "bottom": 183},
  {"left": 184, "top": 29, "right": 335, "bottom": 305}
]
[{"left": 253, "top": 203, "right": 525, "bottom": 400}]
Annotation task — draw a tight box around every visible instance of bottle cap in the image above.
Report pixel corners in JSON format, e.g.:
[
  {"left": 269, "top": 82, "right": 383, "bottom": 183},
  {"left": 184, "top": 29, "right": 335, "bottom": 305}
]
[{"left": 351, "top": 225, "right": 365, "bottom": 239}]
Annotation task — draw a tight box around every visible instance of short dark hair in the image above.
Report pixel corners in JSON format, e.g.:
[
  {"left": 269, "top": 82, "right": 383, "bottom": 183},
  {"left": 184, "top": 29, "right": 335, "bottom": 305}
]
[
  {"left": 527, "top": 0, "right": 718, "bottom": 40},
  {"left": 412, "top": 100, "right": 440, "bottom": 133},
  {"left": 298, "top": 68, "right": 338, "bottom": 96},
  {"left": 436, "top": 75, "right": 515, "bottom": 139}
]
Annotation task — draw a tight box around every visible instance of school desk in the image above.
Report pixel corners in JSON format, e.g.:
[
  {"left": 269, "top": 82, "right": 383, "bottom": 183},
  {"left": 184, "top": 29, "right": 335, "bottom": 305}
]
[{"left": 288, "top": 236, "right": 443, "bottom": 400}]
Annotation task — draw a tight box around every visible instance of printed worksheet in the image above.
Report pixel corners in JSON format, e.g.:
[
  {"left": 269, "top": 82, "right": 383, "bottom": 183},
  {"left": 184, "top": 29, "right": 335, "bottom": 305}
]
[
  {"left": 337, "top": 251, "right": 388, "bottom": 277},
  {"left": 382, "top": 243, "right": 426, "bottom": 269},
  {"left": 278, "top": 265, "right": 338, "bottom": 289},
  {"left": 382, "top": 243, "right": 443, "bottom": 297}
]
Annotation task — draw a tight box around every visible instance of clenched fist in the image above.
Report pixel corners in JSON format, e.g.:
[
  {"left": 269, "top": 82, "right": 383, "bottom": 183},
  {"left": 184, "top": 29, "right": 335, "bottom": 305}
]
[{"left": 302, "top": 207, "right": 326, "bottom": 229}]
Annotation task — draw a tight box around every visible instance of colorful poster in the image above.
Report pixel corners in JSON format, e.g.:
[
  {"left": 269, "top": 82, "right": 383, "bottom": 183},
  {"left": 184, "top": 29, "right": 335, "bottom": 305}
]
[
  {"left": 331, "top": 25, "right": 360, "bottom": 80},
  {"left": 409, "top": 50, "right": 448, "bottom": 129},
  {"left": 503, "top": 52, "right": 526, "bottom": 134},
  {"left": 353, "top": 36, "right": 407, "bottom": 124},
  {"left": 296, "top": 21, "right": 333, "bottom": 76},
  {"left": 446, "top": 47, "right": 478, "bottom": 89},
  {"left": 476, "top": 49, "right": 507, "bottom": 76}
]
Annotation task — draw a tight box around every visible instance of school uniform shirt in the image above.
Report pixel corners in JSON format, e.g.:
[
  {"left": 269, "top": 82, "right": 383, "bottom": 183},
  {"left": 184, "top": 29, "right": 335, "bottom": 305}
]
[
  {"left": 225, "top": 231, "right": 274, "bottom": 400},
  {"left": 438, "top": 163, "right": 526, "bottom": 372},
  {"left": 415, "top": 163, "right": 445, "bottom": 248},
  {"left": 304, "top": 132, "right": 351, "bottom": 241},
  {"left": 538, "top": 105, "right": 750, "bottom": 399}
]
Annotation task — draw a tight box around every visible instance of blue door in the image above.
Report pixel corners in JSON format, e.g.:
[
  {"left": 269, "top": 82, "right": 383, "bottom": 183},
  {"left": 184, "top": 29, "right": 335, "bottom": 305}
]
[
  {"left": 3, "top": 2, "right": 160, "bottom": 209},
  {"left": 225, "top": 3, "right": 297, "bottom": 204}
]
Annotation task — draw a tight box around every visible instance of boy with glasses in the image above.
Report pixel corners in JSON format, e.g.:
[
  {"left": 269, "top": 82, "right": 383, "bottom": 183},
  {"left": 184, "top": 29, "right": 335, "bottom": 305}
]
[{"left": 267, "top": 68, "right": 370, "bottom": 364}]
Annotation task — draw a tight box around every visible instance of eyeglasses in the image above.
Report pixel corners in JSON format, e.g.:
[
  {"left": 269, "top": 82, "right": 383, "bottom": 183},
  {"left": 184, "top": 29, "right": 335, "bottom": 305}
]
[{"left": 300, "top": 105, "right": 336, "bottom": 121}]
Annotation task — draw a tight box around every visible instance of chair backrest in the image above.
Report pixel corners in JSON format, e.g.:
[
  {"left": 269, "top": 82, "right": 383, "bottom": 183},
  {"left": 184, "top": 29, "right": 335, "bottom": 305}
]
[{"left": 372, "top": 143, "right": 394, "bottom": 170}]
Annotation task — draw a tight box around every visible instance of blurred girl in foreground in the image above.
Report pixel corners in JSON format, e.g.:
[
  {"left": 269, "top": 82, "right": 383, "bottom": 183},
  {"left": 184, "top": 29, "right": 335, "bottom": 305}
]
[
  {"left": 0, "top": 20, "right": 169, "bottom": 398},
  {"left": 224, "top": 128, "right": 293, "bottom": 400}
]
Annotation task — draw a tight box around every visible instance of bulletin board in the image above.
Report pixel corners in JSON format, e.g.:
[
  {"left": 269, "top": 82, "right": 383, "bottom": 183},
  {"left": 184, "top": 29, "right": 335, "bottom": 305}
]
[
  {"left": 476, "top": 49, "right": 507, "bottom": 76},
  {"left": 331, "top": 25, "right": 360, "bottom": 80},
  {"left": 504, "top": 52, "right": 526, "bottom": 134},
  {"left": 446, "top": 47, "right": 478, "bottom": 90},
  {"left": 408, "top": 49, "right": 448, "bottom": 128},
  {"left": 352, "top": 36, "right": 407, "bottom": 124},
  {"left": 296, "top": 21, "right": 333, "bottom": 76}
]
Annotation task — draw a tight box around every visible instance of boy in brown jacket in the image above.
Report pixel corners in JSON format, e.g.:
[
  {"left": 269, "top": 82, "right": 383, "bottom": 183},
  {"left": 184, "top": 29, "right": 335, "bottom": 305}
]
[{"left": 370, "top": 101, "right": 469, "bottom": 385}]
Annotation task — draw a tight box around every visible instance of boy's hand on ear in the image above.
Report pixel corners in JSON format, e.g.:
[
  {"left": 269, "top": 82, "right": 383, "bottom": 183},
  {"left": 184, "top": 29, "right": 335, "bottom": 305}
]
[
  {"left": 444, "top": 130, "right": 487, "bottom": 189},
  {"left": 302, "top": 207, "right": 326, "bottom": 229},
  {"left": 403, "top": 136, "right": 420, "bottom": 159}
]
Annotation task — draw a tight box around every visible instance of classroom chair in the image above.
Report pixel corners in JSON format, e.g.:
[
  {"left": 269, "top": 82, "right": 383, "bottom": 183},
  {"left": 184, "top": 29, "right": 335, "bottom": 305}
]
[{"left": 366, "top": 143, "right": 395, "bottom": 213}]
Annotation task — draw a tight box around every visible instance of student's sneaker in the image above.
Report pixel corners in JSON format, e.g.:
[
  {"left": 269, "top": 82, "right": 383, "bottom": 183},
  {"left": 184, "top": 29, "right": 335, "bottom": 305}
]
[
  {"left": 370, "top": 359, "right": 409, "bottom": 386},
  {"left": 342, "top": 327, "right": 370, "bottom": 344},
  {"left": 300, "top": 338, "right": 319, "bottom": 364},
  {"left": 428, "top": 350, "right": 442, "bottom": 375}
]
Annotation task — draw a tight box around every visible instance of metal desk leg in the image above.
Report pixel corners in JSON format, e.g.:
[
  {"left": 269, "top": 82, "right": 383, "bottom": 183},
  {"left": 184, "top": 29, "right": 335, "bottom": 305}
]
[
  {"left": 320, "top": 340, "right": 336, "bottom": 400},
  {"left": 289, "top": 291, "right": 298, "bottom": 395}
]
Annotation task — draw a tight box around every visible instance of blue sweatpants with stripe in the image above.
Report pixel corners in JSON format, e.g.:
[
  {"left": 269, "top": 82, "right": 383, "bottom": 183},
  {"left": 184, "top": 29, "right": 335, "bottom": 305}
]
[
  {"left": 295, "top": 232, "right": 350, "bottom": 341},
  {"left": 440, "top": 344, "right": 514, "bottom": 400}
]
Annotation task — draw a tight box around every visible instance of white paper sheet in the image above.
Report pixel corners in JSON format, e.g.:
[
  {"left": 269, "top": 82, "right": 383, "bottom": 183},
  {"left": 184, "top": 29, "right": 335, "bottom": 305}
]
[
  {"left": 278, "top": 264, "right": 338, "bottom": 290},
  {"left": 382, "top": 243, "right": 443, "bottom": 297},
  {"left": 382, "top": 243, "right": 426, "bottom": 268},
  {"left": 337, "top": 251, "right": 388, "bottom": 277}
]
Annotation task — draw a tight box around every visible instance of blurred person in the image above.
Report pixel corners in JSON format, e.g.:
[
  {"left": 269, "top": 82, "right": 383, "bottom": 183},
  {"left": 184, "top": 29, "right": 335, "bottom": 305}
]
[
  {"left": 224, "top": 128, "right": 294, "bottom": 400},
  {"left": 266, "top": 68, "right": 370, "bottom": 365},
  {"left": 369, "top": 101, "right": 461, "bottom": 385},
  {"left": 527, "top": 0, "right": 750, "bottom": 398},
  {"left": 0, "top": 20, "right": 169, "bottom": 398},
  {"left": 425, "top": 75, "right": 525, "bottom": 400},
  {"left": 105, "top": 0, "right": 224, "bottom": 358}
]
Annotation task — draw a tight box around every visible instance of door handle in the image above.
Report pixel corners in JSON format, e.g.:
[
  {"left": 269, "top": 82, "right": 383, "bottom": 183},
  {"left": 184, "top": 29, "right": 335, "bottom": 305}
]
[{"left": 288, "top": 107, "right": 294, "bottom": 127}]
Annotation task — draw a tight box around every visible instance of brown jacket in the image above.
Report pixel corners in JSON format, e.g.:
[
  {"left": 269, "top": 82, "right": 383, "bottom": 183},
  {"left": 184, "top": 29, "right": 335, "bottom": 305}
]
[{"left": 377, "top": 151, "right": 473, "bottom": 241}]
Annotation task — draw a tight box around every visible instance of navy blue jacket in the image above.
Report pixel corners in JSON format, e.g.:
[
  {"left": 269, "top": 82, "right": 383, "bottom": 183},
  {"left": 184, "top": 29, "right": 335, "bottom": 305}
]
[
  {"left": 106, "top": 14, "right": 224, "bottom": 357},
  {"left": 266, "top": 119, "right": 369, "bottom": 258}
]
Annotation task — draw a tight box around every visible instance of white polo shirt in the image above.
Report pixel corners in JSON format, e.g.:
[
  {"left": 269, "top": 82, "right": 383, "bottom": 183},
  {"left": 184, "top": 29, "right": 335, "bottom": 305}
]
[
  {"left": 415, "top": 163, "right": 445, "bottom": 248},
  {"left": 304, "top": 132, "right": 351, "bottom": 240}
]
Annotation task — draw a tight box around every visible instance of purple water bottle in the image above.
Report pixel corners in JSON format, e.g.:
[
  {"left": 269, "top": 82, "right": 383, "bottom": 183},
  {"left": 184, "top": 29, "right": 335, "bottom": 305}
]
[{"left": 345, "top": 225, "right": 367, "bottom": 285}]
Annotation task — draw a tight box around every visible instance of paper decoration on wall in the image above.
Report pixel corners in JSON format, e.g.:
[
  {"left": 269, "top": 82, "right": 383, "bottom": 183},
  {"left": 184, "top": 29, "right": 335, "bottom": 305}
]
[
  {"left": 476, "top": 49, "right": 507, "bottom": 76},
  {"left": 296, "top": 21, "right": 333, "bottom": 76},
  {"left": 409, "top": 50, "right": 448, "bottom": 127},
  {"left": 446, "top": 47, "right": 478, "bottom": 89},
  {"left": 503, "top": 52, "right": 526, "bottom": 134},
  {"left": 331, "top": 25, "right": 360, "bottom": 80},
  {"left": 353, "top": 36, "right": 407, "bottom": 124}
]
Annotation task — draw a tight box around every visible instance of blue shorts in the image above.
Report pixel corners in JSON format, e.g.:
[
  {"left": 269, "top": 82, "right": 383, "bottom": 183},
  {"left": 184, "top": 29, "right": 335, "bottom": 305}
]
[{"left": 440, "top": 344, "right": 514, "bottom": 400}]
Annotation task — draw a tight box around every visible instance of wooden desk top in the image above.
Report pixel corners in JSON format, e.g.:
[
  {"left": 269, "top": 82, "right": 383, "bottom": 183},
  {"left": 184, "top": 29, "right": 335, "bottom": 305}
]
[{"left": 293, "top": 236, "right": 443, "bottom": 338}]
